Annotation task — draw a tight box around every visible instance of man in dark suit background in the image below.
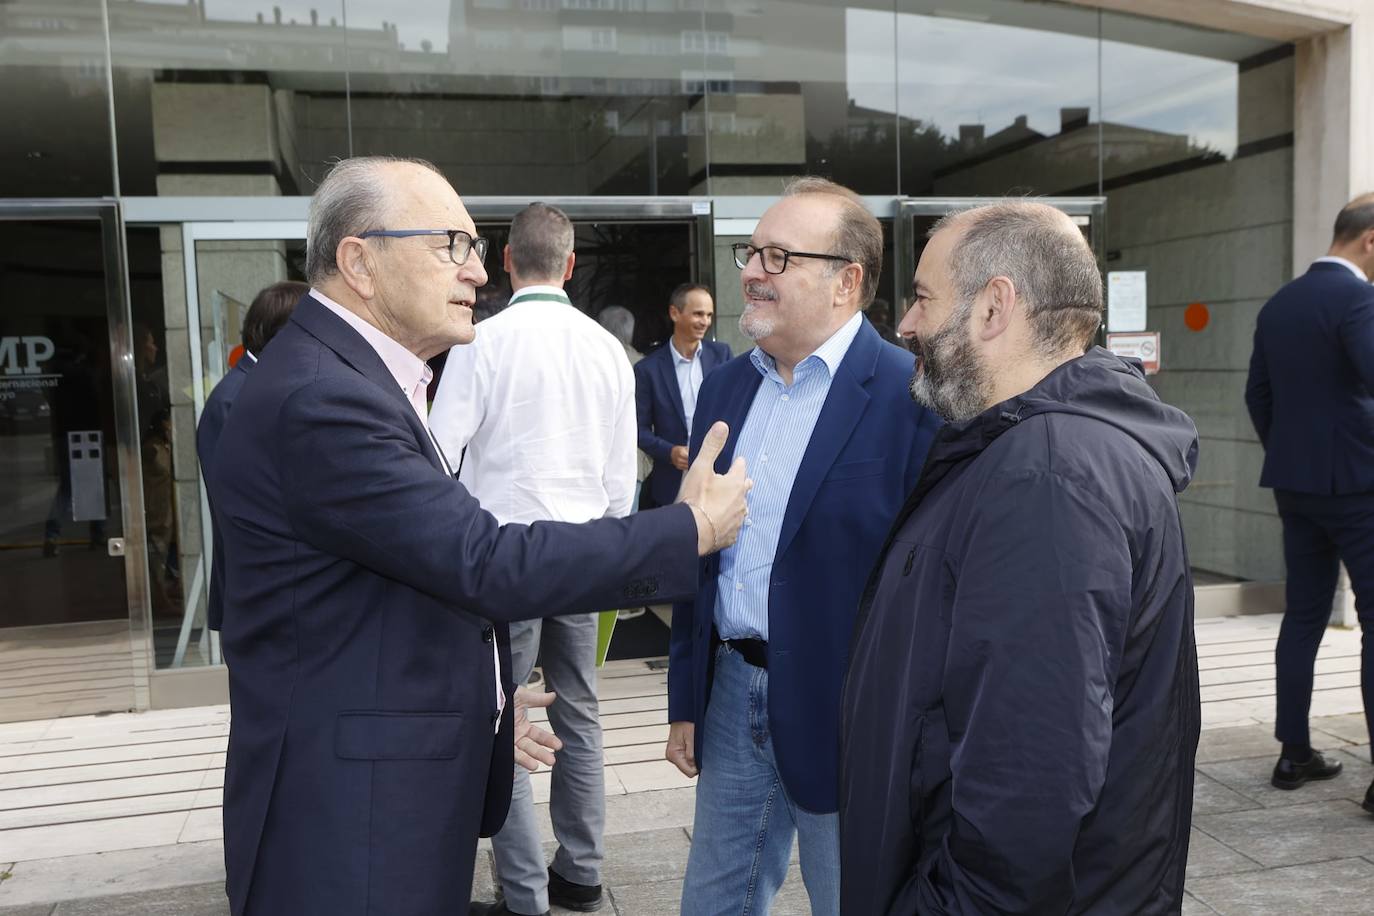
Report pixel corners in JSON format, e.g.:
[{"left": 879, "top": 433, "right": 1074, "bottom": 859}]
[
  {"left": 205, "top": 156, "right": 750, "bottom": 916},
  {"left": 634, "top": 284, "right": 731, "bottom": 509},
  {"left": 664, "top": 178, "right": 940, "bottom": 915},
  {"left": 196, "top": 279, "right": 307, "bottom": 631},
  {"left": 1246, "top": 192, "right": 1374, "bottom": 806}
]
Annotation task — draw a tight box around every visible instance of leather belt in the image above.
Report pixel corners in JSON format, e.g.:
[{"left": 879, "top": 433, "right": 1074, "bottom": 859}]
[{"left": 713, "top": 627, "right": 768, "bottom": 669}]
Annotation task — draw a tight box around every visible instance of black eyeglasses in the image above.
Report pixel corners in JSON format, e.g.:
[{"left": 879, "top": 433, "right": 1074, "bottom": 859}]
[
  {"left": 731, "top": 242, "right": 853, "bottom": 275},
  {"left": 358, "top": 229, "right": 489, "bottom": 266}
]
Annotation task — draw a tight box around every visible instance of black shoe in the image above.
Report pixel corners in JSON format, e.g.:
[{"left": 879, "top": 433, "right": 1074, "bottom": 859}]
[
  {"left": 469, "top": 901, "right": 549, "bottom": 916},
  {"left": 1271, "top": 750, "right": 1343, "bottom": 789},
  {"left": 1363, "top": 778, "right": 1374, "bottom": 814},
  {"left": 548, "top": 867, "right": 603, "bottom": 912}
]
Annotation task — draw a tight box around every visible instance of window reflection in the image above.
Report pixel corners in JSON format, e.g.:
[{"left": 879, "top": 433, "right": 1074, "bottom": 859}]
[
  {"left": 0, "top": 0, "right": 113, "bottom": 196},
  {"left": 893, "top": 0, "right": 1101, "bottom": 196}
]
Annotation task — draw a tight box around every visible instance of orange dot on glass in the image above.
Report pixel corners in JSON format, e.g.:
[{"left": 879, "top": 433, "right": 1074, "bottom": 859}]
[
  {"left": 228, "top": 344, "right": 245, "bottom": 368},
  {"left": 1184, "top": 302, "right": 1210, "bottom": 332}
]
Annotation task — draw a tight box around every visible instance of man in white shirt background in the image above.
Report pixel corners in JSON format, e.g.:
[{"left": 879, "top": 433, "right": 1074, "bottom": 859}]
[
  {"left": 634, "top": 284, "right": 732, "bottom": 510},
  {"left": 430, "top": 202, "right": 635, "bottom": 916}
]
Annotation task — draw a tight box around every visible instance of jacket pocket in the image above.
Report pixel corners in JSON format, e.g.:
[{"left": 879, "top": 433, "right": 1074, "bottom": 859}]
[
  {"left": 908, "top": 713, "right": 927, "bottom": 828},
  {"left": 335, "top": 711, "right": 467, "bottom": 760},
  {"left": 825, "top": 457, "right": 884, "bottom": 482}
]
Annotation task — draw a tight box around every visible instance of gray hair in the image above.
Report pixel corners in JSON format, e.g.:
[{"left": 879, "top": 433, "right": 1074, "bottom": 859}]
[
  {"left": 597, "top": 306, "right": 635, "bottom": 346},
  {"left": 305, "top": 156, "right": 444, "bottom": 285},
  {"left": 782, "top": 176, "right": 883, "bottom": 308},
  {"left": 931, "top": 201, "right": 1103, "bottom": 354},
  {"left": 508, "top": 202, "right": 575, "bottom": 281}
]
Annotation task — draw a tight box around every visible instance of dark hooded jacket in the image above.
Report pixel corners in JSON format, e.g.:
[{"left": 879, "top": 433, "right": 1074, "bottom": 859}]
[{"left": 839, "top": 348, "right": 1201, "bottom": 915}]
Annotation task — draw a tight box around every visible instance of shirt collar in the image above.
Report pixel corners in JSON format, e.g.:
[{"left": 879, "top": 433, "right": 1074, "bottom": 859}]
[
  {"left": 508, "top": 284, "right": 571, "bottom": 305},
  {"left": 669, "top": 337, "right": 701, "bottom": 365},
  {"left": 311, "top": 287, "right": 433, "bottom": 396},
  {"left": 242, "top": 349, "right": 258, "bottom": 364},
  {"left": 1314, "top": 256, "right": 1370, "bottom": 282},
  {"left": 749, "top": 310, "right": 865, "bottom": 380}
]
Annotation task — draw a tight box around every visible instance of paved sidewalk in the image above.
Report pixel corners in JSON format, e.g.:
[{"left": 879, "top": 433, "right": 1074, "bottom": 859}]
[{"left": 0, "top": 614, "right": 1370, "bottom": 915}]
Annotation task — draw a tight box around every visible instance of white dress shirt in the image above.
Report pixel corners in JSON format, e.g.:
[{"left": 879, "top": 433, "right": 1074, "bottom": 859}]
[
  {"left": 669, "top": 338, "right": 706, "bottom": 435},
  {"left": 1314, "top": 256, "right": 1370, "bottom": 282},
  {"left": 429, "top": 285, "right": 638, "bottom": 528}
]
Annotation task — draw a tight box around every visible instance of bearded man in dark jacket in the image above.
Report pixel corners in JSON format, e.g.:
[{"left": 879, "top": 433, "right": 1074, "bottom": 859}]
[{"left": 839, "top": 201, "right": 1201, "bottom": 915}]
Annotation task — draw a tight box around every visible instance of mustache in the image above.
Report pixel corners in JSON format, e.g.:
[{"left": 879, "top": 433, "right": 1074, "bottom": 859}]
[{"left": 743, "top": 282, "right": 777, "bottom": 301}]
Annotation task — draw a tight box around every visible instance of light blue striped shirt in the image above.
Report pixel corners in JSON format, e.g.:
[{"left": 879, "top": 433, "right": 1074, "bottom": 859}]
[{"left": 714, "top": 311, "right": 865, "bottom": 640}]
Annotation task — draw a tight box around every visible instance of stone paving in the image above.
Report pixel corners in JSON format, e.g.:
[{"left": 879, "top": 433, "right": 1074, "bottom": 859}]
[{"left": 1, "top": 613, "right": 1371, "bottom": 915}]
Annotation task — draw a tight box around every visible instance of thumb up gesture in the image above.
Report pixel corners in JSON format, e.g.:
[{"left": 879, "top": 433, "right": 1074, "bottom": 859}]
[{"left": 676, "top": 421, "right": 751, "bottom": 556}]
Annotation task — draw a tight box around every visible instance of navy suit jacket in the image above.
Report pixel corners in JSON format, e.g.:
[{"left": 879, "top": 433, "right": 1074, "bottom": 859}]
[
  {"left": 666, "top": 318, "right": 941, "bottom": 812},
  {"left": 1246, "top": 261, "right": 1374, "bottom": 494},
  {"left": 207, "top": 294, "right": 699, "bottom": 916},
  {"left": 196, "top": 356, "right": 252, "bottom": 631},
  {"left": 635, "top": 339, "right": 731, "bottom": 507}
]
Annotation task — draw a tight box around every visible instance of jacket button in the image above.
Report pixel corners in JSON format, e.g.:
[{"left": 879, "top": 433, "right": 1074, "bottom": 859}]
[{"left": 481, "top": 627, "right": 494, "bottom": 643}]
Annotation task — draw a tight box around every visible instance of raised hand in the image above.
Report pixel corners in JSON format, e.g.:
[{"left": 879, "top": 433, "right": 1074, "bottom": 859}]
[{"left": 677, "top": 420, "right": 751, "bottom": 556}]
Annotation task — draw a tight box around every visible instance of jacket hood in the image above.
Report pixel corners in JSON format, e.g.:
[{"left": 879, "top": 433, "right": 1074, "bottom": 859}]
[{"left": 951, "top": 346, "right": 1199, "bottom": 493}]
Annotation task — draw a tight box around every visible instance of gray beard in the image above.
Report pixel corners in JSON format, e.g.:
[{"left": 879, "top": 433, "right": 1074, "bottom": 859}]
[
  {"left": 908, "top": 307, "right": 992, "bottom": 422},
  {"left": 739, "top": 305, "right": 774, "bottom": 341}
]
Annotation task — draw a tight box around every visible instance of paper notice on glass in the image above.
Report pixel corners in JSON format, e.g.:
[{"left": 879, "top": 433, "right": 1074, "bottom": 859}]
[{"left": 1107, "top": 271, "right": 1148, "bottom": 332}]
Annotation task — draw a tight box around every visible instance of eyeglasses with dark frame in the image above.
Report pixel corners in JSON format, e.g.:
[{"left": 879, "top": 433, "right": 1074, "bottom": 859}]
[
  {"left": 730, "top": 242, "right": 853, "bottom": 275},
  {"left": 358, "top": 229, "right": 490, "bottom": 266}
]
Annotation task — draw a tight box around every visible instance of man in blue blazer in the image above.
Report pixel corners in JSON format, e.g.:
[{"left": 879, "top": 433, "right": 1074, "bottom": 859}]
[
  {"left": 634, "top": 283, "right": 731, "bottom": 509},
  {"left": 196, "top": 279, "right": 306, "bottom": 631},
  {"left": 206, "top": 156, "right": 750, "bottom": 916},
  {"left": 1246, "top": 192, "right": 1374, "bottom": 805},
  {"left": 664, "top": 178, "right": 940, "bottom": 915}
]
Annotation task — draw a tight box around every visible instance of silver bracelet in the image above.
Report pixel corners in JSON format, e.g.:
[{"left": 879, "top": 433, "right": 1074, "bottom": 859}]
[{"left": 687, "top": 500, "right": 720, "bottom": 551}]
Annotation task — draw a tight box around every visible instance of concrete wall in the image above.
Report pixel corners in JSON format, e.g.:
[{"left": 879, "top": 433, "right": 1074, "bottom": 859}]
[{"left": 1105, "top": 52, "right": 1295, "bottom": 582}]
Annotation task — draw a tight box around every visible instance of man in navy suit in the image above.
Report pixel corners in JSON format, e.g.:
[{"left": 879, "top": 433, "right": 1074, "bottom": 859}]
[
  {"left": 635, "top": 284, "right": 732, "bottom": 509},
  {"left": 664, "top": 178, "right": 940, "bottom": 915},
  {"left": 196, "top": 279, "right": 307, "bottom": 631},
  {"left": 1246, "top": 192, "right": 1374, "bottom": 806},
  {"left": 205, "top": 156, "right": 750, "bottom": 916}
]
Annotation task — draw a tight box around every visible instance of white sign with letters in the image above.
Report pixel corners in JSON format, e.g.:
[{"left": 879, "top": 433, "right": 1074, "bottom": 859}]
[{"left": 1107, "top": 271, "right": 1148, "bottom": 332}]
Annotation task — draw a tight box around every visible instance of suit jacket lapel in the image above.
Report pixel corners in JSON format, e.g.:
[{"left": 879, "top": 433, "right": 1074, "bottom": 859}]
[
  {"left": 709, "top": 361, "right": 764, "bottom": 473},
  {"left": 774, "top": 321, "right": 881, "bottom": 561},
  {"left": 291, "top": 294, "right": 448, "bottom": 475}
]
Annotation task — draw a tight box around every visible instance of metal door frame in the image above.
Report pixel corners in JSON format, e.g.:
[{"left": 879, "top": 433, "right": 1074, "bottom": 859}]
[{"left": 0, "top": 199, "right": 151, "bottom": 713}]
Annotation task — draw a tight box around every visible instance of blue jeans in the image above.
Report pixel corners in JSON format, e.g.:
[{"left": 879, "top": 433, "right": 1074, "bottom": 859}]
[{"left": 680, "top": 646, "right": 840, "bottom": 916}]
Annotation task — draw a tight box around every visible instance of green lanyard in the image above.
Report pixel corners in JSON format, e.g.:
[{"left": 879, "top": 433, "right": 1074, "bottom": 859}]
[{"left": 509, "top": 292, "right": 571, "bottom": 306}]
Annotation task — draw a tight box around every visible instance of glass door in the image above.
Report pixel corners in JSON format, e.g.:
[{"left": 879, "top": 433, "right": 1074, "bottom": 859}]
[
  {"left": 174, "top": 200, "right": 715, "bottom": 673},
  {"left": 0, "top": 202, "right": 145, "bottom": 722}
]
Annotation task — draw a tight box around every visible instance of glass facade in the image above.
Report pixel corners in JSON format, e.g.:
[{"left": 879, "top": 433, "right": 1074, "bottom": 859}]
[{"left": 0, "top": 0, "right": 1300, "bottom": 712}]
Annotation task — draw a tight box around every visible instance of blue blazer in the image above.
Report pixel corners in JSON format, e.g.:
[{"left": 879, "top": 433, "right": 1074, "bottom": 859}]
[
  {"left": 207, "top": 294, "right": 699, "bottom": 916},
  {"left": 667, "top": 318, "right": 940, "bottom": 812},
  {"left": 635, "top": 339, "right": 731, "bottom": 507},
  {"left": 196, "top": 356, "right": 252, "bottom": 631},
  {"left": 1246, "top": 261, "right": 1374, "bottom": 494}
]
